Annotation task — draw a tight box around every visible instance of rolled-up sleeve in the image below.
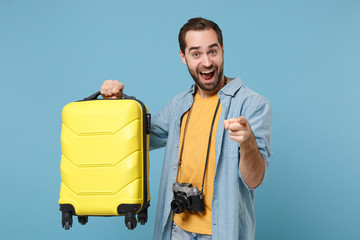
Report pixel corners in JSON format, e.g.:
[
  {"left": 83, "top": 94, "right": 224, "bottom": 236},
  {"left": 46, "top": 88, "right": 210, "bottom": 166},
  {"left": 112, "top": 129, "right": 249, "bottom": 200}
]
[
  {"left": 149, "top": 98, "right": 175, "bottom": 150},
  {"left": 239, "top": 98, "right": 272, "bottom": 189}
]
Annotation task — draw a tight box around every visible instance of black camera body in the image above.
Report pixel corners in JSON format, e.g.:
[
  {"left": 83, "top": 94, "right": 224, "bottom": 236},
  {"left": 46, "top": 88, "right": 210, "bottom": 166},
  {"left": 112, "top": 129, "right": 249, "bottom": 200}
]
[{"left": 170, "top": 182, "right": 205, "bottom": 214}]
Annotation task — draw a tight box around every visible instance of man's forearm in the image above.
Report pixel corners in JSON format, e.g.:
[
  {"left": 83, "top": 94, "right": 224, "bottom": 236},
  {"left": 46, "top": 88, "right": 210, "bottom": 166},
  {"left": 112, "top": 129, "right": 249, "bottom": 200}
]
[{"left": 239, "top": 132, "right": 265, "bottom": 189}]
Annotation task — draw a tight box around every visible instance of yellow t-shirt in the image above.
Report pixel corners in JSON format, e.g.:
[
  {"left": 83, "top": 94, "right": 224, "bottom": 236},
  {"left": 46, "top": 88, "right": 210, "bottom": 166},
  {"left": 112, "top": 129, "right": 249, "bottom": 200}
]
[{"left": 173, "top": 91, "right": 222, "bottom": 235}]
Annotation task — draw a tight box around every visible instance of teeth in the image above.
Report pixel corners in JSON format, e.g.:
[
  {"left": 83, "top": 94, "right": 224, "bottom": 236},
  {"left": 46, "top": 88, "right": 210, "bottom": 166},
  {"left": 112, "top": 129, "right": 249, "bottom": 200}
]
[{"left": 201, "top": 69, "right": 214, "bottom": 74}]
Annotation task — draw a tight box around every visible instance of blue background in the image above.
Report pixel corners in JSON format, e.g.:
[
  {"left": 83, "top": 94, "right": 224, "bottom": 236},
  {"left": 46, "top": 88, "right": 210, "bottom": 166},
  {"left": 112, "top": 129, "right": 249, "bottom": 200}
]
[{"left": 1, "top": 0, "right": 359, "bottom": 239}]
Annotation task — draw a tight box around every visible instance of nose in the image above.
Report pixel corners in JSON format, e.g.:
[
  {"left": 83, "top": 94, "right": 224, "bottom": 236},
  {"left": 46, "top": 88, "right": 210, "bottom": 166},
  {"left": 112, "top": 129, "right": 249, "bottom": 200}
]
[{"left": 202, "top": 54, "right": 212, "bottom": 68}]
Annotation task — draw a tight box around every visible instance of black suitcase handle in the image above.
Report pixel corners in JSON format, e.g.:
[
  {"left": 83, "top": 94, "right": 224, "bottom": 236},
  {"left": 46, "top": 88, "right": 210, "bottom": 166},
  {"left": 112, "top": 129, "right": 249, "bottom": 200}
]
[{"left": 83, "top": 91, "right": 135, "bottom": 101}]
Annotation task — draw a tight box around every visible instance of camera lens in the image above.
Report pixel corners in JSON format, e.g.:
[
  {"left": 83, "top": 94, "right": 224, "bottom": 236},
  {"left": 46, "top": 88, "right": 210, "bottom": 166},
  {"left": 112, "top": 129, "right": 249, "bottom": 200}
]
[{"left": 171, "top": 197, "right": 188, "bottom": 214}]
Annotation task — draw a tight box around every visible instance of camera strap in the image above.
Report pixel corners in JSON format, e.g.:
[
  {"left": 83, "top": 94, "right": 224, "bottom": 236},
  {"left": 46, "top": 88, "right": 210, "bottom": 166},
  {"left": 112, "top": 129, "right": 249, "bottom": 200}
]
[
  {"left": 177, "top": 77, "right": 226, "bottom": 192},
  {"left": 200, "top": 99, "right": 220, "bottom": 192}
]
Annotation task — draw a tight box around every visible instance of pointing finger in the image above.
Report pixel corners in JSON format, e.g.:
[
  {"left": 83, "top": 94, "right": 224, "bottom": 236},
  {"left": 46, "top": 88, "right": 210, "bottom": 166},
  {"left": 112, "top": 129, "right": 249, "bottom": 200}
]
[{"left": 223, "top": 119, "right": 230, "bottom": 130}]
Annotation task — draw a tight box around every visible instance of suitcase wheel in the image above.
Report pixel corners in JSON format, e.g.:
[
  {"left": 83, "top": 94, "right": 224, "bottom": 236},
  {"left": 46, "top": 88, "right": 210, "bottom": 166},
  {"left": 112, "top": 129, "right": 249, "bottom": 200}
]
[
  {"left": 137, "top": 208, "right": 148, "bottom": 225},
  {"left": 64, "top": 222, "right": 70, "bottom": 230},
  {"left": 139, "top": 217, "right": 146, "bottom": 225},
  {"left": 78, "top": 216, "right": 88, "bottom": 225},
  {"left": 62, "top": 211, "right": 73, "bottom": 230},
  {"left": 125, "top": 212, "right": 137, "bottom": 230}
]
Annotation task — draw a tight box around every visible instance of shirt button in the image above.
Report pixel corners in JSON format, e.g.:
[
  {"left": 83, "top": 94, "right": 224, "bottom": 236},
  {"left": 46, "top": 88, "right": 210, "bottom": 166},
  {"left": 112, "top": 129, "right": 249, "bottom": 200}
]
[
  {"left": 173, "top": 166, "right": 177, "bottom": 170},
  {"left": 175, "top": 144, "right": 179, "bottom": 148},
  {"left": 165, "top": 211, "right": 168, "bottom": 215},
  {"left": 177, "top": 121, "right": 180, "bottom": 126}
]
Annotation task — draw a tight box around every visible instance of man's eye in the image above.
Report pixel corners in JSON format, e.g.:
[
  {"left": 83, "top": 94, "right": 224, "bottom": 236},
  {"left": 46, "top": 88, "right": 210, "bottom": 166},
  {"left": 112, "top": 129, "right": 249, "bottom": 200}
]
[
  {"left": 210, "top": 50, "right": 216, "bottom": 55},
  {"left": 192, "top": 52, "right": 200, "bottom": 57}
]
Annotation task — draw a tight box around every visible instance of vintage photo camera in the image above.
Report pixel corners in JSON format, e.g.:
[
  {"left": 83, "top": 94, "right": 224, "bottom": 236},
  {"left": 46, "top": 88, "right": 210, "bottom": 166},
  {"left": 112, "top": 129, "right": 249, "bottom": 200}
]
[{"left": 170, "top": 182, "right": 205, "bottom": 214}]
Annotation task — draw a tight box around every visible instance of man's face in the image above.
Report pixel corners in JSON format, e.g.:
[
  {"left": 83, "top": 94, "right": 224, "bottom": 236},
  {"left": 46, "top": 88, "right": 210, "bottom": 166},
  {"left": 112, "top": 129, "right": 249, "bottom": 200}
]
[{"left": 180, "top": 29, "right": 224, "bottom": 95}]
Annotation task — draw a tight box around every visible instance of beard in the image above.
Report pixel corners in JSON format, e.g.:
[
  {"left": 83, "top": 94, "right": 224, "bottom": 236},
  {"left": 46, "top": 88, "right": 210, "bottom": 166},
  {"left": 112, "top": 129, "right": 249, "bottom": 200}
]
[{"left": 186, "top": 61, "right": 224, "bottom": 92}]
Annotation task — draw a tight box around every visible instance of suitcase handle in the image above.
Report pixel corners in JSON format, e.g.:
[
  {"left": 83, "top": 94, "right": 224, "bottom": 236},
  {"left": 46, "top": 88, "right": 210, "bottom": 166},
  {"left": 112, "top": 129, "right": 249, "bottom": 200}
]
[{"left": 83, "top": 91, "right": 136, "bottom": 101}]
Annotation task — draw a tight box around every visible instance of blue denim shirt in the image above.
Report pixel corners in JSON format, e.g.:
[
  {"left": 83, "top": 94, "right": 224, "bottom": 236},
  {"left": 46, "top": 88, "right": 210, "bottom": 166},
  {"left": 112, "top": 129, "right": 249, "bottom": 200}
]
[{"left": 150, "top": 77, "right": 272, "bottom": 240}]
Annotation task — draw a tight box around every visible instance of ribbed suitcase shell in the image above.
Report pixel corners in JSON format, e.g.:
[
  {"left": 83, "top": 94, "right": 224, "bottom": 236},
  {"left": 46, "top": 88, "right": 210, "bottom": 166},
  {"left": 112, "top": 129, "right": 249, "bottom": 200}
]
[{"left": 59, "top": 96, "right": 150, "bottom": 229}]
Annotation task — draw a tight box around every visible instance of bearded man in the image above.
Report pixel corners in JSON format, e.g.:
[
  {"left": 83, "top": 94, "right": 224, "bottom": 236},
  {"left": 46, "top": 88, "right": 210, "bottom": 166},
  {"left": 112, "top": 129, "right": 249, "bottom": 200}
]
[{"left": 100, "top": 17, "right": 272, "bottom": 240}]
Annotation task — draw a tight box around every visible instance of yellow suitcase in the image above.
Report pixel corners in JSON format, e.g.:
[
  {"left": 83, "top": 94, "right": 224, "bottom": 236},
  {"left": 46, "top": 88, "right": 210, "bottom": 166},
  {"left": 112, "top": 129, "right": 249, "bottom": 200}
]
[{"left": 59, "top": 91, "right": 151, "bottom": 230}]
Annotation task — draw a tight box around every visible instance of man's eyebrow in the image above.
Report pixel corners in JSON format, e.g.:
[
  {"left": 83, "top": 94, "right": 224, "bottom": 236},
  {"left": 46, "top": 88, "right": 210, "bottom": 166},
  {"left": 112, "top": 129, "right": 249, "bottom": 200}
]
[
  {"left": 188, "top": 46, "right": 200, "bottom": 52},
  {"left": 188, "top": 43, "right": 220, "bottom": 52},
  {"left": 208, "top": 43, "right": 220, "bottom": 49}
]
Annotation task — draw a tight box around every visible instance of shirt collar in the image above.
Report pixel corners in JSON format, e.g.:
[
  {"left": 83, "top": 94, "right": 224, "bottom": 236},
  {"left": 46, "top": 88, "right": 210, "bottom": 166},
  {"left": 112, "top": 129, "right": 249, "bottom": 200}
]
[{"left": 220, "top": 76, "right": 243, "bottom": 97}]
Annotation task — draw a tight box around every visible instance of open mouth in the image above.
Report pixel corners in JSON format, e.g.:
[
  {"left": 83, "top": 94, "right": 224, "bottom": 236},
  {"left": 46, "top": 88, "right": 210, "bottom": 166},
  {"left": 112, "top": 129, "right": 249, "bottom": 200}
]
[{"left": 200, "top": 69, "right": 215, "bottom": 81}]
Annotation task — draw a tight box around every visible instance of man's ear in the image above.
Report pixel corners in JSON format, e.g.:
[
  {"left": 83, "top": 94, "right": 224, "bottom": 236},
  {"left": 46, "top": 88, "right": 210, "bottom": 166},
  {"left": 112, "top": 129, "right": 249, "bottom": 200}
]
[{"left": 179, "top": 50, "right": 186, "bottom": 65}]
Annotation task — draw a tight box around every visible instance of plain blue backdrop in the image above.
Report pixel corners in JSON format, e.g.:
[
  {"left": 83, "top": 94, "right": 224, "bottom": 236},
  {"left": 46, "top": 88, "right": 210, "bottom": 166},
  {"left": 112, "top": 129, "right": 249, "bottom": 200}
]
[{"left": 1, "top": 0, "right": 359, "bottom": 239}]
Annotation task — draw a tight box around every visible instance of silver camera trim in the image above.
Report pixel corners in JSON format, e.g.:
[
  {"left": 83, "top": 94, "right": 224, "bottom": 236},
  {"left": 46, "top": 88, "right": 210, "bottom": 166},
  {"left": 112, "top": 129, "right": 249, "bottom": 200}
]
[{"left": 171, "top": 182, "right": 203, "bottom": 199}]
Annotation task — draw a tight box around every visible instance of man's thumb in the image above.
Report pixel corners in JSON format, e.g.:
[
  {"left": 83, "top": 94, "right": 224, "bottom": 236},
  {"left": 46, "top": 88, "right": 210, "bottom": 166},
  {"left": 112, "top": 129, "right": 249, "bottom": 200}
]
[{"left": 237, "top": 116, "right": 248, "bottom": 126}]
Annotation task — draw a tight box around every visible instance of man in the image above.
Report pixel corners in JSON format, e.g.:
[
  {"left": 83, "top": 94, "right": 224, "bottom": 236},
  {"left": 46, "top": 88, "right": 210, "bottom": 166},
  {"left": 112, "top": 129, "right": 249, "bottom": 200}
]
[{"left": 101, "top": 18, "right": 272, "bottom": 240}]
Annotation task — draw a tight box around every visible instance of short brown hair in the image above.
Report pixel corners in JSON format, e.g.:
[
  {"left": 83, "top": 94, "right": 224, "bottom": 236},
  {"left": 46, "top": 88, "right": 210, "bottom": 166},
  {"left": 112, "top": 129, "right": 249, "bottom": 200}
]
[{"left": 178, "top": 17, "right": 223, "bottom": 54}]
